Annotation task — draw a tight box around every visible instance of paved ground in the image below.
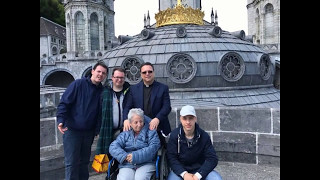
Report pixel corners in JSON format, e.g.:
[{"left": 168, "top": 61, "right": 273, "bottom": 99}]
[{"left": 88, "top": 161, "right": 280, "bottom": 180}]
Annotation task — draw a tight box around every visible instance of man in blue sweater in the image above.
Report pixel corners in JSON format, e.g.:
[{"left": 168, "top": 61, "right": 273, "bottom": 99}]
[
  {"left": 56, "top": 61, "right": 108, "bottom": 180},
  {"left": 166, "top": 105, "right": 222, "bottom": 180}
]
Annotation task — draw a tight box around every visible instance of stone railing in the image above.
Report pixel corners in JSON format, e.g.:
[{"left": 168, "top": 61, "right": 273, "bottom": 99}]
[
  {"left": 40, "top": 88, "right": 280, "bottom": 178},
  {"left": 40, "top": 50, "right": 106, "bottom": 67}
]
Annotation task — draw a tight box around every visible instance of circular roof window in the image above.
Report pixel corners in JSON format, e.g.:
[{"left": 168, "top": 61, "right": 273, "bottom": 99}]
[
  {"left": 219, "top": 52, "right": 245, "bottom": 82},
  {"left": 121, "top": 56, "right": 144, "bottom": 84},
  {"left": 166, "top": 53, "right": 197, "bottom": 84},
  {"left": 259, "top": 54, "right": 272, "bottom": 80}
]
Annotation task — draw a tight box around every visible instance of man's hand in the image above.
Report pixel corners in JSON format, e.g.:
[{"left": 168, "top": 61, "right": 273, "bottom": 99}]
[
  {"left": 149, "top": 118, "right": 160, "bottom": 130},
  {"left": 192, "top": 175, "right": 199, "bottom": 180},
  {"left": 123, "top": 119, "right": 131, "bottom": 131},
  {"left": 183, "top": 173, "right": 194, "bottom": 180},
  {"left": 57, "top": 123, "right": 68, "bottom": 134}
]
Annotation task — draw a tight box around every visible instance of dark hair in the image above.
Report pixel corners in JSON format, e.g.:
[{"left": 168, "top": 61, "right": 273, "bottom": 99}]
[
  {"left": 93, "top": 61, "right": 108, "bottom": 71},
  {"left": 140, "top": 62, "right": 154, "bottom": 71},
  {"left": 112, "top": 67, "right": 125, "bottom": 76}
]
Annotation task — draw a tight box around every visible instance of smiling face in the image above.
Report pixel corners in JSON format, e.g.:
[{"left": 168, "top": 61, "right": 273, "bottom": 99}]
[
  {"left": 130, "top": 114, "right": 144, "bottom": 134},
  {"left": 91, "top": 65, "right": 107, "bottom": 85},
  {"left": 140, "top": 65, "right": 154, "bottom": 85},
  {"left": 112, "top": 70, "right": 125, "bottom": 88}
]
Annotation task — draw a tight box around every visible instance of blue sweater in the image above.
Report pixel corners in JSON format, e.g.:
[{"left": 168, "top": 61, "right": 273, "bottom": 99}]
[
  {"left": 167, "top": 123, "right": 219, "bottom": 179},
  {"left": 56, "top": 77, "right": 103, "bottom": 134}
]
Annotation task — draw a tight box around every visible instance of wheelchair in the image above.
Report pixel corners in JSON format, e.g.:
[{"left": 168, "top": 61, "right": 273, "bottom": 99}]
[{"left": 105, "top": 132, "right": 170, "bottom": 180}]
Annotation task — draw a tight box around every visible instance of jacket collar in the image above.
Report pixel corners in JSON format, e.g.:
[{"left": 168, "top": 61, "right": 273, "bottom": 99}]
[{"left": 178, "top": 123, "right": 201, "bottom": 141}]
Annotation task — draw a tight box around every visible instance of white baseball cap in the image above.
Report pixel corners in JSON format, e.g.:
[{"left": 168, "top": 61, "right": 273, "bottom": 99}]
[{"left": 180, "top": 105, "right": 197, "bottom": 117}]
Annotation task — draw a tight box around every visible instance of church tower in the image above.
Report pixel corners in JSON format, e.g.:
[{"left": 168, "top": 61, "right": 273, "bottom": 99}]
[
  {"left": 247, "top": 0, "right": 280, "bottom": 53},
  {"left": 63, "top": 0, "right": 115, "bottom": 54},
  {"left": 159, "top": 0, "right": 201, "bottom": 11}
]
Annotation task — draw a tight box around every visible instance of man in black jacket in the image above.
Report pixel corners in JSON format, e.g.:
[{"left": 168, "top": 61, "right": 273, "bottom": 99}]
[
  {"left": 166, "top": 105, "right": 222, "bottom": 180},
  {"left": 56, "top": 61, "right": 108, "bottom": 180}
]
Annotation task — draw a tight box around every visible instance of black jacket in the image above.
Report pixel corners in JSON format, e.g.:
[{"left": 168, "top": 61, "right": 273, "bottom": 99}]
[{"left": 167, "top": 123, "right": 218, "bottom": 179}]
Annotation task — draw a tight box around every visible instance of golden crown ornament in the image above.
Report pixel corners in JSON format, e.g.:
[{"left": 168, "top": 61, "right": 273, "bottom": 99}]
[{"left": 155, "top": 0, "right": 204, "bottom": 27}]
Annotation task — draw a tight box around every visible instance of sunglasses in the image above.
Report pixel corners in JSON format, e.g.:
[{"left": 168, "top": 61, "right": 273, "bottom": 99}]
[
  {"left": 113, "top": 76, "right": 124, "bottom": 80},
  {"left": 141, "top": 70, "right": 153, "bottom": 74}
]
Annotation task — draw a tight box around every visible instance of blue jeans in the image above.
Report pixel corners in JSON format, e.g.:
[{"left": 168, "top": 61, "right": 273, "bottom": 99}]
[
  {"left": 167, "top": 170, "right": 222, "bottom": 180},
  {"left": 63, "top": 129, "right": 95, "bottom": 180},
  {"left": 117, "top": 163, "right": 155, "bottom": 180}
]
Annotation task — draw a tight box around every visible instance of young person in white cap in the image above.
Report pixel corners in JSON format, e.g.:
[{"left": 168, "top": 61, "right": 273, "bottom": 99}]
[{"left": 166, "top": 105, "right": 222, "bottom": 180}]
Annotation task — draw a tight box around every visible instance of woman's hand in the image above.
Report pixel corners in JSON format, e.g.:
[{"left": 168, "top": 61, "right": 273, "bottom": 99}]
[{"left": 126, "top": 153, "right": 132, "bottom": 163}]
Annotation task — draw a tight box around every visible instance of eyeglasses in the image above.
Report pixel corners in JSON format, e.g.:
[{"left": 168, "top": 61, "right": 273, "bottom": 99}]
[
  {"left": 141, "top": 70, "right": 153, "bottom": 74},
  {"left": 112, "top": 76, "right": 125, "bottom": 80}
]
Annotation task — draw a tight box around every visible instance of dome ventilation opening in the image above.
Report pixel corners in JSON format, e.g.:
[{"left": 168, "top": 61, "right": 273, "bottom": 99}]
[
  {"left": 118, "top": 35, "right": 134, "bottom": 45},
  {"left": 140, "top": 29, "right": 155, "bottom": 40},
  {"left": 245, "top": 35, "right": 254, "bottom": 43},
  {"left": 230, "top": 30, "right": 246, "bottom": 40},
  {"left": 207, "top": 26, "right": 222, "bottom": 37}
]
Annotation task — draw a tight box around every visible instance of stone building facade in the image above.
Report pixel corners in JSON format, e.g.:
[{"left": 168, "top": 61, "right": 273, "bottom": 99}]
[
  {"left": 40, "top": 17, "right": 67, "bottom": 60},
  {"left": 64, "top": 0, "right": 116, "bottom": 53},
  {"left": 159, "top": 0, "right": 201, "bottom": 10},
  {"left": 247, "top": 0, "right": 280, "bottom": 56}
]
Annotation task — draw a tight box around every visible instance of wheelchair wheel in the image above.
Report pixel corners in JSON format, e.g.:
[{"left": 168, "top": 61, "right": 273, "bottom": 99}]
[
  {"left": 105, "top": 158, "right": 119, "bottom": 180},
  {"left": 159, "top": 148, "right": 169, "bottom": 180}
]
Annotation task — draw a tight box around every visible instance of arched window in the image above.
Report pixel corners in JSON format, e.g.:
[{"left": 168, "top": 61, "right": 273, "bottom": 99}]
[
  {"left": 52, "top": 46, "right": 58, "bottom": 56},
  {"left": 255, "top": 8, "right": 260, "bottom": 44},
  {"left": 66, "top": 14, "right": 71, "bottom": 50},
  {"left": 90, "top": 13, "right": 100, "bottom": 50},
  {"left": 265, "top": 3, "right": 274, "bottom": 42},
  {"left": 75, "top": 11, "right": 85, "bottom": 52},
  {"left": 104, "top": 16, "right": 108, "bottom": 50}
]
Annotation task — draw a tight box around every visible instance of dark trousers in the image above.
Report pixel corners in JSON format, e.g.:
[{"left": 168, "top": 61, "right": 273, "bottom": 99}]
[{"left": 63, "top": 129, "right": 95, "bottom": 180}]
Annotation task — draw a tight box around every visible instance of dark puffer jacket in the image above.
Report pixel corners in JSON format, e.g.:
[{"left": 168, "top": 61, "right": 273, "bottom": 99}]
[{"left": 167, "top": 123, "right": 219, "bottom": 179}]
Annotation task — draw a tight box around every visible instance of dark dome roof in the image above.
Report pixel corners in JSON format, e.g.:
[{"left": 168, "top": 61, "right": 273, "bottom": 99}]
[{"left": 101, "top": 24, "right": 279, "bottom": 108}]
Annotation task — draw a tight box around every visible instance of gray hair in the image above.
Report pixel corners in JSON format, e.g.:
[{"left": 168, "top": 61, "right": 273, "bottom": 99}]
[{"left": 128, "top": 108, "right": 144, "bottom": 123}]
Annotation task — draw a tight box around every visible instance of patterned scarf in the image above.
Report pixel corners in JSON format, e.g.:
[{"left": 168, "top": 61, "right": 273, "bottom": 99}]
[{"left": 95, "top": 87, "right": 113, "bottom": 154}]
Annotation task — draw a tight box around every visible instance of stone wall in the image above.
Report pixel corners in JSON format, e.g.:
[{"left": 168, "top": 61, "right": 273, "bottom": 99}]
[
  {"left": 168, "top": 107, "right": 280, "bottom": 166},
  {"left": 40, "top": 89, "right": 280, "bottom": 178}
]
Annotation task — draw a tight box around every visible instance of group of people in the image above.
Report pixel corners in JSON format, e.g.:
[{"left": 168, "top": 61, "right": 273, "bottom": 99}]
[{"left": 56, "top": 61, "right": 222, "bottom": 180}]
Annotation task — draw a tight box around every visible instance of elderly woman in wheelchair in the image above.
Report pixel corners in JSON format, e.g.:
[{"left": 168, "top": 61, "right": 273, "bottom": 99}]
[{"left": 109, "top": 108, "right": 161, "bottom": 180}]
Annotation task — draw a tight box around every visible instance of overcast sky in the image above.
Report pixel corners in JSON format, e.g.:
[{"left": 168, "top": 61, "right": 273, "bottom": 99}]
[{"left": 114, "top": 0, "right": 248, "bottom": 37}]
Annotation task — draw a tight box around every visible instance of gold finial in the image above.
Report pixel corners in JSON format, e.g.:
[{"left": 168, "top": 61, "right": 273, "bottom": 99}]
[
  {"left": 177, "top": 0, "right": 182, "bottom": 6},
  {"left": 155, "top": 1, "right": 204, "bottom": 27}
]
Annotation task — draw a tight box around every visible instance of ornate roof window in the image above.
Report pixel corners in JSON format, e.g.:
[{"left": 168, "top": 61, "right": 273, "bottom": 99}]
[
  {"left": 166, "top": 53, "right": 197, "bottom": 84},
  {"left": 121, "top": 56, "right": 144, "bottom": 84},
  {"left": 259, "top": 54, "right": 272, "bottom": 80},
  {"left": 219, "top": 52, "right": 245, "bottom": 82}
]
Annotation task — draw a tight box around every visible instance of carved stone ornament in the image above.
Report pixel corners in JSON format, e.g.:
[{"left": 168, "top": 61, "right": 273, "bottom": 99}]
[
  {"left": 219, "top": 52, "right": 245, "bottom": 82},
  {"left": 166, "top": 53, "right": 197, "bottom": 83},
  {"left": 121, "top": 56, "right": 144, "bottom": 84},
  {"left": 259, "top": 54, "right": 272, "bottom": 80}
]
